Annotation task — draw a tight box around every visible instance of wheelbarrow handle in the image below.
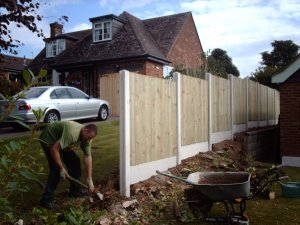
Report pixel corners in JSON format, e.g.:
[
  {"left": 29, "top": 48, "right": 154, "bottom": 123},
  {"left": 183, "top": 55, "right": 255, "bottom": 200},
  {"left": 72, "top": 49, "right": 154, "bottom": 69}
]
[
  {"left": 156, "top": 170, "right": 194, "bottom": 185},
  {"left": 278, "top": 175, "right": 289, "bottom": 180}
]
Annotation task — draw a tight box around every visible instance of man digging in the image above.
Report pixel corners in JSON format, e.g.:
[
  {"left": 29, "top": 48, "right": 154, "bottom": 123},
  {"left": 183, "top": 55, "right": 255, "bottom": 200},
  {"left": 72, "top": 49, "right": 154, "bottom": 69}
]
[{"left": 39, "top": 121, "right": 97, "bottom": 210}]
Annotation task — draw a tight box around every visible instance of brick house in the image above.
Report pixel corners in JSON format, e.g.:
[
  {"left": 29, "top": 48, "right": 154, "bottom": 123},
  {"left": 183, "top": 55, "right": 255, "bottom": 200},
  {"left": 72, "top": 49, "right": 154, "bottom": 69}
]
[
  {"left": 28, "top": 11, "right": 204, "bottom": 97},
  {"left": 272, "top": 54, "right": 300, "bottom": 167}
]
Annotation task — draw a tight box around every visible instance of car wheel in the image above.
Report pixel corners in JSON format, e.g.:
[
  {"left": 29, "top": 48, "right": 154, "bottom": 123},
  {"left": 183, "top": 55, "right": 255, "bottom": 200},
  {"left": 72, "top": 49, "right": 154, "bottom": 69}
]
[
  {"left": 98, "top": 105, "right": 108, "bottom": 121},
  {"left": 44, "top": 110, "right": 60, "bottom": 123}
]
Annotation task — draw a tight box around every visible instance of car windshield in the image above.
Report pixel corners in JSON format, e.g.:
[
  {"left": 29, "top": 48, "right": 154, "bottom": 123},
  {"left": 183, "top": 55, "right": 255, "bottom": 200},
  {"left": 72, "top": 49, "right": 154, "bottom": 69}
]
[{"left": 17, "top": 88, "right": 48, "bottom": 99}]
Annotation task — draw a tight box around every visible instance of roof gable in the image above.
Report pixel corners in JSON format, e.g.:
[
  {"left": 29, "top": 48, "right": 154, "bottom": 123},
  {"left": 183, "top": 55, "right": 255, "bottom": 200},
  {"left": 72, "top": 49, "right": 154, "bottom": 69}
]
[
  {"left": 272, "top": 54, "right": 300, "bottom": 83},
  {"left": 143, "top": 12, "right": 189, "bottom": 55}
]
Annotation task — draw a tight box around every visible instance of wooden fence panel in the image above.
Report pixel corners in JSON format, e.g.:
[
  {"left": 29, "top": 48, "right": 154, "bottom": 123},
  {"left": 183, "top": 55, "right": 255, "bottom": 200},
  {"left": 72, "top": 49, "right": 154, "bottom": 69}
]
[
  {"left": 181, "top": 75, "right": 208, "bottom": 145},
  {"left": 211, "top": 75, "right": 230, "bottom": 132},
  {"left": 232, "top": 76, "right": 247, "bottom": 124},
  {"left": 248, "top": 80, "right": 258, "bottom": 121},
  {"left": 99, "top": 73, "right": 120, "bottom": 116},
  {"left": 275, "top": 91, "right": 280, "bottom": 120},
  {"left": 268, "top": 87, "right": 275, "bottom": 120},
  {"left": 129, "top": 73, "right": 177, "bottom": 166},
  {"left": 259, "top": 84, "right": 268, "bottom": 121}
]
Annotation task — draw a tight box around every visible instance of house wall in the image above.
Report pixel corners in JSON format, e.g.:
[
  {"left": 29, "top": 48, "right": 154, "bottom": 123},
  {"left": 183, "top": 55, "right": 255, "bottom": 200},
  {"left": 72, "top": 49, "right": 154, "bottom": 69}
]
[
  {"left": 96, "top": 60, "right": 163, "bottom": 80},
  {"left": 143, "top": 61, "right": 163, "bottom": 78},
  {"left": 167, "top": 14, "right": 204, "bottom": 70},
  {"left": 280, "top": 72, "right": 300, "bottom": 157}
]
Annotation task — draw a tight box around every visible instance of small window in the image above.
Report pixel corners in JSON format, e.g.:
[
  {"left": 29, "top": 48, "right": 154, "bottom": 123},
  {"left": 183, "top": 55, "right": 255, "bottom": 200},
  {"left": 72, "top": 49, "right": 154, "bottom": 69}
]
[
  {"left": 46, "top": 39, "right": 66, "bottom": 58},
  {"left": 93, "top": 21, "right": 111, "bottom": 42}
]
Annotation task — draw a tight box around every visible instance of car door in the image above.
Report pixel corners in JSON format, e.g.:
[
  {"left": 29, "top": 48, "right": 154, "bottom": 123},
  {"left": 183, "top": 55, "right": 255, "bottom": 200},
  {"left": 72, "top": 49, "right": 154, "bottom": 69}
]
[
  {"left": 67, "top": 88, "right": 99, "bottom": 118},
  {"left": 50, "top": 88, "right": 77, "bottom": 120}
]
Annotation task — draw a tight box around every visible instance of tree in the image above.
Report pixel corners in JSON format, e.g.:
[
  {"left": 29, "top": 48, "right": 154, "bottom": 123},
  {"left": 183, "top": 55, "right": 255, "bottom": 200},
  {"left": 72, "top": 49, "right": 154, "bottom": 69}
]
[
  {"left": 0, "top": 0, "right": 68, "bottom": 55},
  {"left": 207, "top": 48, "right": 240, "bottom": 78},
  {"left": 250, "top": 40, "right": 299, "bottom": 86}
]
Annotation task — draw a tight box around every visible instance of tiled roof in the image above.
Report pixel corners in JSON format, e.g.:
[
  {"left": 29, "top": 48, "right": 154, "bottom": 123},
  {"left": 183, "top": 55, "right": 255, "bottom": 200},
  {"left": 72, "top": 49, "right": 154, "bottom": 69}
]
[
  {"left": 0, "top": 54, "right": 32, "bottom": 72},
  {"left": 29, "top": 11, "right": 191, "bottom": 69}
]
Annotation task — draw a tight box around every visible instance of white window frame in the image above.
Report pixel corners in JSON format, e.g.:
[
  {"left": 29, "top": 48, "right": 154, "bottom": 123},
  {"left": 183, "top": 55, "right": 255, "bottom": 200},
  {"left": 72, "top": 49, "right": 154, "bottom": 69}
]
[
  {"left": 46, "top": 39, "right": 66, "bottom": 58},
  {"left": 93, "top": 21, "right": 112, "bottom": 42}
]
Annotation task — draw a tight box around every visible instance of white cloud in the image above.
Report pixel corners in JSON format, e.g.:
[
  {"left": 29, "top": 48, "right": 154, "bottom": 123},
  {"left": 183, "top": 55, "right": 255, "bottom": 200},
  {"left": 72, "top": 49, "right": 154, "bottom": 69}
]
[{"left": 69, "top": 23, "right": 91, "bottom": 32}]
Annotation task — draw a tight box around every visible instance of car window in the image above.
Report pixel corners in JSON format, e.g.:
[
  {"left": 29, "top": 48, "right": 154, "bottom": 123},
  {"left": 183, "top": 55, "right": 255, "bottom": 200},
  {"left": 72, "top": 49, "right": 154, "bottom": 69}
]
[
  {"left": 51, "top": 88, "right": 71, "bottom": 99},
  {"left": 50, "top": 91, "right": 59, "bottom": 99},
  {"left": 21, "top": 88, "right": 48, "bottom": 98},
  {"left": 68, "top": 88, "right": 88, "bottom": 99}
]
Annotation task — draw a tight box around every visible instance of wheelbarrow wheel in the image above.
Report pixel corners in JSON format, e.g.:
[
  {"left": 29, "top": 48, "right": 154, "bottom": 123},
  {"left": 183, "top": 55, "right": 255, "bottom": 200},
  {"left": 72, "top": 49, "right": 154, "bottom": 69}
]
[{"left": 184, "top": 188, "right": 213, "bottom": 217}]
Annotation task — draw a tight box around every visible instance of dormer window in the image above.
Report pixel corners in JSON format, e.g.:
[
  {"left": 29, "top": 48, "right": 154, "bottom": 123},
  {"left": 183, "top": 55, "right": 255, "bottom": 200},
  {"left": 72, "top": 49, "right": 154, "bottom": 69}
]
[
  {"left": 46, "top": 39, "right": 66, "bottom": 58},
  {"left": 93, "top": 21, "right": 112, "bottom": 42}
]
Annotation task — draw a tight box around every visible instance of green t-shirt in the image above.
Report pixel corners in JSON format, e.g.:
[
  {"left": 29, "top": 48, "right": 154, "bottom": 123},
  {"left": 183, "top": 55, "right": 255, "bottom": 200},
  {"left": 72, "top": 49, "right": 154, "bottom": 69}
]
[{"left": 40, "top": 121, "right": 92, "bottom": 156}]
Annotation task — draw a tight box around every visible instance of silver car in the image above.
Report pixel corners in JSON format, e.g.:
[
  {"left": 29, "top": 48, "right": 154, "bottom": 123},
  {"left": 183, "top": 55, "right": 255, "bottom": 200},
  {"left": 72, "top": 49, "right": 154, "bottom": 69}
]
[{"left": 0, "top": 86, "right": 109, "bottom": 127}]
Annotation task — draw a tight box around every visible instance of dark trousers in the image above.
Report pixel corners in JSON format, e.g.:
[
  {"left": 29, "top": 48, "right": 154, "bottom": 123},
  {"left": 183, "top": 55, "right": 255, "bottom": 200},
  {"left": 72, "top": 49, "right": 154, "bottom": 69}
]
[{"left": 40, "top": 142, "right": 81, "bottom": 204}]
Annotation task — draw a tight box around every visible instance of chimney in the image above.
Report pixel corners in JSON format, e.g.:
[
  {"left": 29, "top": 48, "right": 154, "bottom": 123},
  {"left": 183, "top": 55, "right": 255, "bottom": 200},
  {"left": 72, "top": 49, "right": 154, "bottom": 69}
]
[{"left": 50, "top": 22, "right": 63, "bottom": 38}]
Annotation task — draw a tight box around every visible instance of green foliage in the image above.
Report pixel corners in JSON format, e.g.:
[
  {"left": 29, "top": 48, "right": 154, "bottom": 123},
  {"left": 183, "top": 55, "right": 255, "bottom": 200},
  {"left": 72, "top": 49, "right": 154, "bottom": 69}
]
[
  {"left": 261, "top": 40, "right": 299, "bottom": 68},
  {"left": 167, "top": 64, "right": 205, "bottom": 80},
  {"left": 0, "top": 139, "right": 45, "bottom": 223},
  {"left": 207, "top": 48, "right": 240, "bottom": 78},
  {"left": 251, "top": 40, "right": 299, "bottom": 87},
  {"left": 32, "top": 206, "right": 104, "bottom": 225},
  {"left": 0, "top": 69, "right": 48, "bottom": 224}
]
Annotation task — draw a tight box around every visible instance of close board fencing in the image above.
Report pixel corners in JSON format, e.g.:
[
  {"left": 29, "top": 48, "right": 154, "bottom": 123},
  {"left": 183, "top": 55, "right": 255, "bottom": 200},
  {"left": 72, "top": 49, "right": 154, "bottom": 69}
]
[{"left": 117, "top": 70, "right": 279, "bottom": 196}]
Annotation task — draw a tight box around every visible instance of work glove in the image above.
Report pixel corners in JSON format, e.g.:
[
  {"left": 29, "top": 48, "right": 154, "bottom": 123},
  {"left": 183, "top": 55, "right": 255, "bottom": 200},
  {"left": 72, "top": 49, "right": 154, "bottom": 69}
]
[
  {"left": 86, "top": 177, "right": 95, "bottom": 193},
  {"left": 59, "top": 168, "right": 69, "bottom": 180}
]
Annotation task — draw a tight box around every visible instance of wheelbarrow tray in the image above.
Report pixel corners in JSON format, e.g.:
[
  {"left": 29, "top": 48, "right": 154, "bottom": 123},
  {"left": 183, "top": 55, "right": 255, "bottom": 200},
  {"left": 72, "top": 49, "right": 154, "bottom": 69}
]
[{"left": 186, "top": 172, "right": 251, "bottom": 201}]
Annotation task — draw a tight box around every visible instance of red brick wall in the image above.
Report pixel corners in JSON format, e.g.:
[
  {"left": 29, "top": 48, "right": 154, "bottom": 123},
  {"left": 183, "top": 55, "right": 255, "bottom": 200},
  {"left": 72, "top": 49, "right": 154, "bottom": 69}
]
[
  {"left": 280, "top": 81, "right": 300, "bottom": 156},
  {"left": 96, "top": 60, "right": 163, "bottom": 78},
  {"left": 143, "top": 61, "right": 163, "bottom": 78},
  {"left": 167, "top": 14, "right": 204, "bottom": 70}
]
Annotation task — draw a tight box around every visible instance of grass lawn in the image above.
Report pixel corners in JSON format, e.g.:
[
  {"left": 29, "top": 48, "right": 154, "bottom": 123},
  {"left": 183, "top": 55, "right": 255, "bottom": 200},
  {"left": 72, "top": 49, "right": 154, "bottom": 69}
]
[{"left": 6, "top": 120, "right": 120, "bottom": 218}]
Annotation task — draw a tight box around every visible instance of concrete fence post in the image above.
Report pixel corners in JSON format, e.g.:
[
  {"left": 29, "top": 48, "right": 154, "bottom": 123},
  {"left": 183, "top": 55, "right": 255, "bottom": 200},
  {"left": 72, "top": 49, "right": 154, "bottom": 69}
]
[
  {"left": 206, "top": 73, "right": 212, "bottom": 150},
  {"left": 119, "top": 70, "right": 131, "bottom": 197},
  {"left": 257, "top": 82, "right": 260, "bottom": 127},
  {"left": 229, "top": 74, "right": 234, "bottom": 139},
  {"left": 173, "top": 72, "right": 182, "bottom": 165},
  {"left": 246, "top": 78, "right": 249, "bottom": 130}
]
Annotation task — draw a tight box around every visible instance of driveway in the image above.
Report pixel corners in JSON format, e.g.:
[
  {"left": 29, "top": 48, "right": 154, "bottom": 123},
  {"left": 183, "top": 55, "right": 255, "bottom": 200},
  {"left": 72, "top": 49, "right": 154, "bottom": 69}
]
[{"left": 0, "top": 117, "right": 119, "bottom": 139}]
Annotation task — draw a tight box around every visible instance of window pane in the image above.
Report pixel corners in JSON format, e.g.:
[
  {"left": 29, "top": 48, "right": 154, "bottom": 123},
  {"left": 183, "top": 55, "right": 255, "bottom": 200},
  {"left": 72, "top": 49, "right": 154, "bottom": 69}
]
[
  {"left": 95, "top": 30, "right": 101, "bottom": 41},
  {"left": 68, "top": 89, "right": 87, "bottom": 99},
  {"left": 95, "top": 23, "right": 102, "bottom": 29},
  {"left": 21, "top": 88, "right": 47, "bottom": 98},
  {"left": 54, "top": 88, "right": 71, "bottom": 99}
]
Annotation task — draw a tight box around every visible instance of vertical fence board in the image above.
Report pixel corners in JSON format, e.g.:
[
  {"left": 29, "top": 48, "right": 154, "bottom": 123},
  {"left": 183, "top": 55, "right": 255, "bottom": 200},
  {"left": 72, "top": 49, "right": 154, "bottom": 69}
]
[
  {"left": 248, "top": 80, "right": 258, "bottom": 121},
  {"left": 181, "top": 75, "right": 208, "bottom": 145},
  {"left": 259, "top": 85, "right": 268, "bottom": 121},
  {"left": 232, "top": 76, "right": 247, "bottom": 124},
  {"left": 99, "top": 73, "right": 120, "bottom": 116},
  {"left": 211, "top": 76, "right": 230, "bottom": 132}
]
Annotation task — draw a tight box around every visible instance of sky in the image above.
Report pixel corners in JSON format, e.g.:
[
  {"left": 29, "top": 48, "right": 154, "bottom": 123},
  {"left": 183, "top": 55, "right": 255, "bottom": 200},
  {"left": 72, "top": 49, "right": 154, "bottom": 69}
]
[{"left": 3, "top": 0, "right": 300, "bottom": 77}]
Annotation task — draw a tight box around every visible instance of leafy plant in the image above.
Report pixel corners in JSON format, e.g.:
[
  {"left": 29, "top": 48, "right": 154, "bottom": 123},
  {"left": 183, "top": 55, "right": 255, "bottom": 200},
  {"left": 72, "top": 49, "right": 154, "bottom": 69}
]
[
  {"left": 32, "top": 206, "right": 104, "bottom": 225},
  {"left": 0, "top": 69, "right": 48, "bottom": 224}
]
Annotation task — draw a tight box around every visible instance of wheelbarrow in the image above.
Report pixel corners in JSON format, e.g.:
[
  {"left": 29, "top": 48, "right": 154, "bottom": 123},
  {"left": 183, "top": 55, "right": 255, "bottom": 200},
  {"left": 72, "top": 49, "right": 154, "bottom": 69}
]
[{"left": 157, "top": 165, "right": 288, "bottom": 225}]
